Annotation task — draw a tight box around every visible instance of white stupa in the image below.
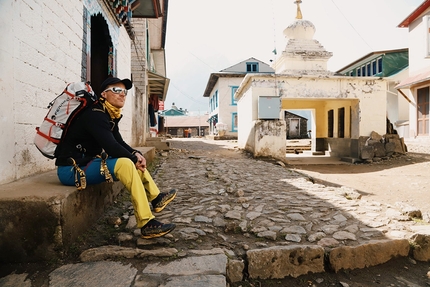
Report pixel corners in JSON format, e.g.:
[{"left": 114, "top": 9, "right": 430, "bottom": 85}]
[{"left": 272, "top": 0, "right": 333, "bottom": 75}]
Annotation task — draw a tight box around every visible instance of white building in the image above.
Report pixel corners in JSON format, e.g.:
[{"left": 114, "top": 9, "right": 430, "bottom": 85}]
[
  {"left": 396, "top": 0, "right": 430, "bottom": 138},
  {"left": 236, "top": 2, "right": 390, "bottom": 161},
  {"left": 203, "top": 57, "right": 274, "bottom": 137}
]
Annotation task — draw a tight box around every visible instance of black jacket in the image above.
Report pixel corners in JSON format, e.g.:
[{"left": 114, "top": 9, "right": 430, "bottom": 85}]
[{"left": 55, "top": 102, "right": 139, "bottom": 166}]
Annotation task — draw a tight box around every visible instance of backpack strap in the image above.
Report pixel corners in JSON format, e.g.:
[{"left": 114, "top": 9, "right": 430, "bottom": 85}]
[
  {"left": 97, "top": 152, "right": 113, "bottom": 183},
  {"left": 68, "top": 158, "right": 87, "bottom": 190}
]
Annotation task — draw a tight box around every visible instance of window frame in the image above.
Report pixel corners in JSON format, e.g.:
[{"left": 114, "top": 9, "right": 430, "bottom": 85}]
[
  {"left": 232, "top": 112, "right": 238, "bottom": 131},
  {"left": 417, "top": 87, "right": 430, "bottom": 135},
  {"left": 427, "top": 16, "right": 430, "bottom": 57},
  {"left": 372, "top": 60, "right": 377, "bottom": 75},
  {"left": 246, "top": 62, "right": 259, "bottom": 72},
  {"left": 231, "top": 86, "right": 238, "bottom": 105},
  {"left": 377, "top": 57, "right": 383, "bottom": 74}
]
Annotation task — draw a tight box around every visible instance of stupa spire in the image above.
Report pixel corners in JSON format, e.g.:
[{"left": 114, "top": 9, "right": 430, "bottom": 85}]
[{"left": 294, "top": 0, "right": 303, "bottom": 19}]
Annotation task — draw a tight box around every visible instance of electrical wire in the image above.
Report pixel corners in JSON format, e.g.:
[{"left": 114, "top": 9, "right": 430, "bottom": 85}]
[{"left": 330, "top": 0, "right": 373, "bottom": 50}]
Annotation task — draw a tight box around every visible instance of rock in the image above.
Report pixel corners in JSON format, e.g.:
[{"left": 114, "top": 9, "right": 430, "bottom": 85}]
[
  {"left": 107, "top": 217, "right": 121, "bottom": 225},
  {"left": 247, "top": 245, "right": 325, "bottom": 279},
  {"left": 227, "top": 260, "right": 245, "bottom": 283},
  {"left": 80, "top": 245, "right": 178, "bottom": 262},
  {"left": 361, "top": 146, "right": 374, "bottom": 160},
  {"left": 328, "top": 239, "right": 410, "bottom": 272},
  {"left": 411, "top": 234, "right": 430, "bottom": 262}
]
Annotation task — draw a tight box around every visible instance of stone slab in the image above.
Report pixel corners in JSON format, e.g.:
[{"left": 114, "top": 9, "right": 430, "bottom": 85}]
[
  {"left": 134, "top": 274, "right": 226, "bottom": 287},
  {"left": 142, "top": 254, "right": 227, "bottom": 276},
  {"left": 49, "top": 261, "right": 137, "bottom": 287},
  {"left": 145, "top": 138, "right": 170, "bottom": 151},
  {"left": 247, "top": 245, "right": 325, "bottom": 279},
  {"left": 0, "top": 147, "right": 155, "bottom": 263},
  {"left": 0, "top": 273, "right": 31, "bottom": 287},
  {"left": 329, "top": 239, "right": 410, "bottom": 272}
]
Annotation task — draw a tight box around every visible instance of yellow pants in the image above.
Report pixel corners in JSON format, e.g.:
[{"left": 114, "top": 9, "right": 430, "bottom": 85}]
[{"left": 114, "top": 158, "right": 160, "bottom": 228}]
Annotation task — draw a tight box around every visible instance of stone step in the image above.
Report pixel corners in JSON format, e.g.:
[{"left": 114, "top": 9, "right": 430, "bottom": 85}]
[
  {"left": 0, "top": 147, "right": 155, "bottom": 263},
  {"left": 286, "top": 146, "right": 312, "bottom": 153},
  {"left": 145, "top": 137, "right": 171, "bottom": 151}
]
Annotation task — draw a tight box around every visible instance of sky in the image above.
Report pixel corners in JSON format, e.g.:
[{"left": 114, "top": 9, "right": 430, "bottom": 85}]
[{"left": 164, "top": 0, "right": 423, "bottom": 114}]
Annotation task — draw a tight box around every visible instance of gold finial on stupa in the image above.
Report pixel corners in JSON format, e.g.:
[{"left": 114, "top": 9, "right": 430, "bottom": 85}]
[{"left": 294, "top": 0, "right": 303, "bottom": 19}]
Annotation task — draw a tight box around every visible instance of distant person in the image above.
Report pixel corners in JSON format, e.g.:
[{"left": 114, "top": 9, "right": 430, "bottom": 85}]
[{"left": 55, "top": 76, "right": 176, "bottom": 238}]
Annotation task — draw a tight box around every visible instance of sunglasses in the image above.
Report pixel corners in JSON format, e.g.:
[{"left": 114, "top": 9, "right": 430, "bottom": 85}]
[{"left": 104, "top": 87, "right": 128, "bottom": 95}]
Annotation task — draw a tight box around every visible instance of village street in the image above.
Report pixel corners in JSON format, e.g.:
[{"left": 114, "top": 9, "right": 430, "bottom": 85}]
[
  {"left": 1, "top": 137, "right": 430, "bottom": 287},
  {"left": 287, "top": 138, "right": 430, "bottom": 218}
]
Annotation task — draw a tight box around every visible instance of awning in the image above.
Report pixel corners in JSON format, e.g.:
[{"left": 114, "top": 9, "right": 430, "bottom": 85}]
[
  {"left": 395, "top": 70, "right": 430, "bottom": 89},
  {"left": 131, "top": 0, "right": 163, "bottom": 18},
  {"left": 148, "top": 71, "right": 169, "bottom": 102}
]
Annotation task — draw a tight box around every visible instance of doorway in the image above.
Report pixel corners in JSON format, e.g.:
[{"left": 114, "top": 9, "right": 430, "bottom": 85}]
[
  {"left": 90, "top": 14, "right": 112, "bottom": 96},
  {"left": 285, "top": 110, "right": 313, "bottom": 154}
]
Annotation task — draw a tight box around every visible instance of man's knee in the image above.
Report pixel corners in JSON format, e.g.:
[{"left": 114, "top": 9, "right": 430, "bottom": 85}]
[{"left": 115, "top": 157, "right": 135, "bottom": 171}]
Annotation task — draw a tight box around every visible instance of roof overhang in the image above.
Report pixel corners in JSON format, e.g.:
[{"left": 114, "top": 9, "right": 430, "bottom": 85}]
[
  {"left": 148, "top": 71, "right": 170, "bottom": 101},
  {"left": 202, "top": 73, "right": 246, "bottom": 98},
  {"left": 398, "top": 0, "right": 430, "bottom": 28},
  {"left": 336, "top": 48, "right": 408, "bottom": 73},
  {"left": 131, "top": 0, "right": 163, "bottom": 18},
  {"left": 395, "top": 70, "right": 430, "bottom": 89}
]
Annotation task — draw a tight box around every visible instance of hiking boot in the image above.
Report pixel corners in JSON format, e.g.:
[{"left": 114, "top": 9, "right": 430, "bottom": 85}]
[
  {"left": 152, "top": 189, "right": 177, "bottom": 213},
  {"left": 141, "top": 219, "right": 176, "bottom": 239}
]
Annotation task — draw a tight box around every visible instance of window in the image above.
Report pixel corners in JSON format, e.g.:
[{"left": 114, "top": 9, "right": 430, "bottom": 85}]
[
  {"left": 246, "top": 62, "right": 259, "bottom": 72},
  {"left": 357, "top": 68, "right": 361, "bottom": 77},
  {"left": 210, "top": 91, "right": 218, "bottom": 111},
  {"left": 377, "top": 58, "right": 383, "bottom": 73},
  {"left": 361, "top": 66, "right": 366, "bottom": 77},
  {"left": 338, "top": 107, "right": 345, "bottom": 138},
  {"left": 366, "top": 63, "right": 371, "bottom": 76},
  {"left": 417, "top": 87, "right": 429, "bottom": 135},
  {"left": 372, "top": 61, "right": 377, "bottom": 75},
  {"left": 427, "top": 16, "right": 430, "bottom": 57},
  {"left": 231, "top": 86, "right": 238, "bottom": 105},
  {"left": 232, "top": 112, "right": 238, "bottom": 131},
  {"left": 328, "top": 110, "right": 334, "bottom": 137}
]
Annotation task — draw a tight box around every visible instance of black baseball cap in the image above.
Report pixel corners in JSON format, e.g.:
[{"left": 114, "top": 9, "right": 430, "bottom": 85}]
[{"left": 100, "top": 77, "right": 133, "bottom": 92}]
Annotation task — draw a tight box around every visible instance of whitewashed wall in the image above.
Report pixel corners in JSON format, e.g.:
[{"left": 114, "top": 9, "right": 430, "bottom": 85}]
[
  {"left": 236, "top": 86, "right": 254, "bottom": 150},
  {"left": 405, "top": 9, "right": 430, "bottom": 139},
  {"left": 115, "top": 26, "right": 133, "bottom": 143},
  {"left": 0, "top": 0, "right": 132, "bottom": 185},
  {"left": 236, "top": 74, "right": 387, "bottom": 157},
  {"left": 217, "top": 77, "right": 243, "bottom": 135},
  {"left": 408, "top": 10, "right": 430, "bottom": 75}
]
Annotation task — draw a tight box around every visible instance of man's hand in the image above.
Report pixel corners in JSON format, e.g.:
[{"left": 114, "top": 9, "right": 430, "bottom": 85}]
[{"left": 135, "top": 153, "right": 147, "bottom": 172}]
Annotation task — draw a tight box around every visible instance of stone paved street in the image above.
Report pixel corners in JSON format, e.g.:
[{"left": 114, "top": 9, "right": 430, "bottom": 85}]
[
  {"left": 2, "top": 137, "right": 430, "bottom": 287},
  {"left": 153, "top": 138, "right": 426, "bottom": 250}
]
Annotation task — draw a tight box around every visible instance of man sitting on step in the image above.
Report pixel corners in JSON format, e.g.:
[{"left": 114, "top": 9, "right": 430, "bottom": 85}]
[{"left": 54, "top": 76, "right": 177, "bottom": 239}]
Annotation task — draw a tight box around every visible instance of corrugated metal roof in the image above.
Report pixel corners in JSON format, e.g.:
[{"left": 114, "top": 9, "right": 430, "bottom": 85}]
[
  {"left": 395, "top": 69, "right": 430, "bottom": 89},
  {"left": 336, "top": 48, "right": 408, "bottom": 74}
]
